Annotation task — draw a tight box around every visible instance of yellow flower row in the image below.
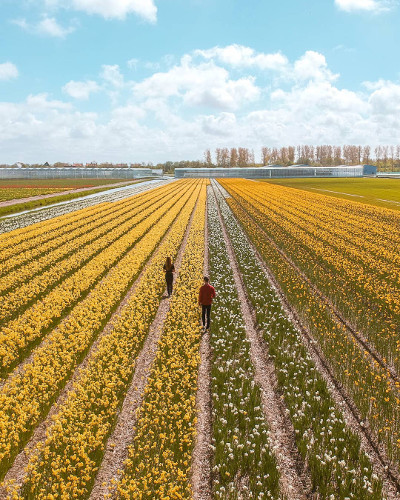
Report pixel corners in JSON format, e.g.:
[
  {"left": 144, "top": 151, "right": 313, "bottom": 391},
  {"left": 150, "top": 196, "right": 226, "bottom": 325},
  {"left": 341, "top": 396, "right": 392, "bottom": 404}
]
[
  {"left": 117, "top": 185, "right": 207, "bottom": 499},
  {"left": 0, "top": 180, "right": 176, "bottom": 267},
  {"left": 0, "top": 180, "right": 197, "bottom": 481},
  {"left": 238, "top": 182, "right": 400, "bottom": 282},
  {"left": 0, "top": 183, "right": 188, "bottom": 376},
  {"left": 0, "top": 181, "right": 178, "bottom": 277},
  {"left": 14, "top": 181, "right": 204, "bottom": 499},
  {"left": 227, "top": 180, "right": 400, "bottom": 369},
  {"left": 220, "top": 179, "right": 400, "bottom": 468},
  {"left": 0, "top": 182, "right": 181, "bottom": 321}
]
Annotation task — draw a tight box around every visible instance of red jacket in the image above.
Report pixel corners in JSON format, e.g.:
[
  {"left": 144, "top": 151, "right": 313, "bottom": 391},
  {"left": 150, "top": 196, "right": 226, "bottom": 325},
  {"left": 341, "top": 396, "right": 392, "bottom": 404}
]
[{"left": 198, "top": 283, "right": 216, "bottom": 306}]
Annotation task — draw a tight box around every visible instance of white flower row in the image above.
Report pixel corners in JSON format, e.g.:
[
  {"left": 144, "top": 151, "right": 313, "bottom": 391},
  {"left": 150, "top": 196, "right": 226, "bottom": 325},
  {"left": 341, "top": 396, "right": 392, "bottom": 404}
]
[
  {"left": 212, "top": 180, "right": 383, "bottom": 499},
  {"left": 207, "top": 185, "right": 280, "bottom": 499},
  {"left": 0, "top": 179, "right": 173, "bottom": 234}
]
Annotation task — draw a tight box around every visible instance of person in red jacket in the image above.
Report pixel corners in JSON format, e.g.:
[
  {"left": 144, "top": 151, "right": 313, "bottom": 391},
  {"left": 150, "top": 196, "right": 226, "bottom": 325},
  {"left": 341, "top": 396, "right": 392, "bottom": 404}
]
[{"left": 198, "top": 276, "right": 216, "bottom": 332}]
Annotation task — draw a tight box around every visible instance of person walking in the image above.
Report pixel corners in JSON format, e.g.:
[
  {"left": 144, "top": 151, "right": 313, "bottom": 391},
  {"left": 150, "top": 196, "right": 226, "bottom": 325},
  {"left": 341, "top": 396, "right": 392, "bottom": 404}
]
[
  {"left": 163, "top": 256, "right": 175, "bottom": 297},
  {"left": 198, "top": 276, "right": 216, "bottom": 332}
]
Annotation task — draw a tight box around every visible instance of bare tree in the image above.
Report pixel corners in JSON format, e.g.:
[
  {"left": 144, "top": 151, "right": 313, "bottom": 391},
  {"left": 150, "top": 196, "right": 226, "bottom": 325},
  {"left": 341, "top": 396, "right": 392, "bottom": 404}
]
[
  {"left": 204, "top": 149, "right": 213, "bottom": 167},
  {"left": 362, "top": 145, "right": 371, "bottom": 164},
  {"left": 261, "top": 147, "right": 271, "bottom": 166},
  {"left": 220, "top": 147, "right": 230, "bottom": 168},
  {"left": 238, "top": 147, "right": 249, "bottom": 167},
  {"left": 230, "top": 148, "right": 238, "bottom": 167}
]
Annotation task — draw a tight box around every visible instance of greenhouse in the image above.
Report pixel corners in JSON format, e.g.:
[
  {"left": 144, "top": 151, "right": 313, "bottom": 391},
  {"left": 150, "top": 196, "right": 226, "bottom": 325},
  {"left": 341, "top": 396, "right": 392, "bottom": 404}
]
[
  {"left": 0, "top": 167, "right": 162, "bottom": 180},
  {"left": 175, "top": 165, "right": 376, "bottom": 178}
]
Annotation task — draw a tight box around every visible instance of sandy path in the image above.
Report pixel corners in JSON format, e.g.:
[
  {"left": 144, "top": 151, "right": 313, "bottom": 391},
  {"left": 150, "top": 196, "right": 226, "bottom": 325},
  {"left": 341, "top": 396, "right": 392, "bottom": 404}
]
[
  {"left": 89, "top": 195, "right": 199, "bottom": 499},
  {"left": 190, "top": 187, "right": 213, "bottom": 500},
  {"left": 0, "top": 180, "right": 141, "bottom": 208},
  {"left": 212, "top": 183, "right": 311, "bottom": 500},
  {"left": 214, "top": 181, "right": 400, "bottom": 499},
  {"left": 0, "top": 192, "right": 191, "bottom": 497}
]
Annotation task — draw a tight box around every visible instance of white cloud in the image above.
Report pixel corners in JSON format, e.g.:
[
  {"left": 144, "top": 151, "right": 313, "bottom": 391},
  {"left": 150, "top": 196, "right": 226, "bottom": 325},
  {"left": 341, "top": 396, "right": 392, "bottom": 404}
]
[
  {"left": 63, "top": 80, "right": 100, "bottom": 99},
  {"left": 0, "top": 62, "right": 18, "bottom": 81},
  {"left": 195, "top": 44, "right": 288, "bottom": 71},
  {"left": 127, "top": 58, "right": 139, "bottom": 69},
  {"left": 133, "top": 56, "right": 260, "bottom": 110},
  {"left": 45, "top": 0, "right": 157, "bottom": 22},
  {"left": 101, "top": 64, "right": 124, "bottom": 87},
  {"left": 2, "top": 47, "right": 400, "bottom": 163},
  {"left": 293, "top": 51, "right": 338, "bottom": 82},
  {"left": 13, "top": 16, "right": 75, "bottom": 38},
  {"left": 369, "top": 82, "right": 400, "bottom": 114},
  {"left": 201, "top": 112, "right": 237, "bottom": 136},
  {"left": 335, "top": 0, "right": 390, "bottom": 12}
]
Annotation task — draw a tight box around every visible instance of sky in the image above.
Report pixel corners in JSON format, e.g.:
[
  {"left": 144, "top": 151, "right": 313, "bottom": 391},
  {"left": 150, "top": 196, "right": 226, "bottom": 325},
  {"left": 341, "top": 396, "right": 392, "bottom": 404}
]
[{"left": 0, "top": 0, "right": 399, "bottom": 163}]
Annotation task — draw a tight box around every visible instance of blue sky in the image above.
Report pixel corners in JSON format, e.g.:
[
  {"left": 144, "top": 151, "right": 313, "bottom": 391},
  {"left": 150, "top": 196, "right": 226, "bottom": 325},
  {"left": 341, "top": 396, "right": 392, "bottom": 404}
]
[{"left": 0, "top": 0, "right": 399, "bottom": 163}]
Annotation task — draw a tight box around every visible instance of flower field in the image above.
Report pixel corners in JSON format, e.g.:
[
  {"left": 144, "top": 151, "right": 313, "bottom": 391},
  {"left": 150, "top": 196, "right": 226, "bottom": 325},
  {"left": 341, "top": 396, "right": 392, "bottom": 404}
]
[{"left": 0, "top": 177, "right": 399, "bottom": 499}]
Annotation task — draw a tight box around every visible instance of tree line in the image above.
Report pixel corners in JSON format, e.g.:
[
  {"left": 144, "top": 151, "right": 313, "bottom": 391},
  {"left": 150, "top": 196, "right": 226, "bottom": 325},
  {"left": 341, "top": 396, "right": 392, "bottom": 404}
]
[{"left": 201, "top": 145, "right": 400, "bottom": 171}]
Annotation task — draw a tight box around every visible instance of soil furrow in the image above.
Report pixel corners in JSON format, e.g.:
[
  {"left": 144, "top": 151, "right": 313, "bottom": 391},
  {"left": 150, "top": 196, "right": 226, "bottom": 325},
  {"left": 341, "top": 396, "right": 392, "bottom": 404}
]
[
  {"left": 212, "top": 183, "right": 311, "bottom": 500},
  {"left": 214, "top": 181, "right": 400, "bottom": 498},
  {"left": 89, "top": 193, "right": 199, "bottom": 500},
  {"left": 191, "top": 187, "right": 213, "bottom": 500}
]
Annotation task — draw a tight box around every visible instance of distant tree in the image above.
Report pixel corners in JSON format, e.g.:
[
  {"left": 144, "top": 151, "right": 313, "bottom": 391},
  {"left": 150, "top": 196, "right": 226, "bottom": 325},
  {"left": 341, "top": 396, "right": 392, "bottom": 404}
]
[
  {"left": 362, "top": 146, "right": 371, "bottom": 164},
  {"left": 261, "top": 147, "right": 271, "bottom": 166},
  {"left": 238, "top": 147, "right": 249, "bottom": 167},
  {"left": 204, "top": 149, "right": 213, "bottom": 167},
  {"left": 215, "top": 148, "right": 222, "bottom": 166},
  {"left": 230, "top": 148, "right": 238, "bottom": 167},
  {"left": 333, "top": 146, "right": 342, "bottom": 165},
  {"left": 220, "top": 147, "right": 230, "bottom": 167},
  {"left": 288, "top": 146, "right": 295, "bottom": 164}
]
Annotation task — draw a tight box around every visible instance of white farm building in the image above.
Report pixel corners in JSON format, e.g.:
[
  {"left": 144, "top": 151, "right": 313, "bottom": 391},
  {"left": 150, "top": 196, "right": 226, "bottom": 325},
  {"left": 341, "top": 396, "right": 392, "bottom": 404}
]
[{"left": 175, "top": 165, "right": 377, "bottom": 179}]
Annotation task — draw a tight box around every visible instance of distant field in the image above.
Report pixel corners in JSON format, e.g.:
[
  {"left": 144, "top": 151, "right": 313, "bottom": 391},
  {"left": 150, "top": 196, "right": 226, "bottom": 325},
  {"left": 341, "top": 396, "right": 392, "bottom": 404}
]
[
  {"left": 0, "top": 178, "right": 129, "bottom": 202},
  {"left": 264, "top": 177, "right": 400, "bottom": 211},
  {"left": 0, "top": 178, "right": 128, "bottom": 189}
]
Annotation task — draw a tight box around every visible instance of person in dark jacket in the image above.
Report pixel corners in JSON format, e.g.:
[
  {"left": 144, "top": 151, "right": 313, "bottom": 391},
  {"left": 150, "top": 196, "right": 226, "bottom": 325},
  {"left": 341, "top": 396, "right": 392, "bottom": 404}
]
[
  {"left": 198, "top": 276, "right": 216, "bottom": 332},
  {"left": 163, "top": 257, "right": 175, "bottom": 297}
]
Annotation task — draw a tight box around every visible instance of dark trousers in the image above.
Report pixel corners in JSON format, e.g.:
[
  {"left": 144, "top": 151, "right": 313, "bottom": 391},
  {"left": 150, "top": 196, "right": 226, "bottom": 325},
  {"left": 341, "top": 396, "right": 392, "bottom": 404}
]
[
  {"left": 202, "top": 305, "right": 212, "bottom": 329},
  {"left": 166, "top": 275, "right": 173, "bottom": 295}
]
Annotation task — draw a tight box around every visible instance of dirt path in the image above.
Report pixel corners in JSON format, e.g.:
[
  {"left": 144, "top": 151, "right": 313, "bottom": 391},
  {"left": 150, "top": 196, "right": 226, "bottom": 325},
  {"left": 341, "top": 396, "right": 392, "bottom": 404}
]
[
  {"left": 0, "top": 180, "right": 141, "bottom": 208},
  {"left": 212, "top": 183, "right": 311, "bottom": 500},
  {"left": 0, "top": 193, "right": 193, "bottom": 497},
  {"left": 190, "top": 187, "right": 213, "bottom": 500},
  {"left": 89, "top": 196, "right": 199, "bottom": 499},
  {"left": 214, "top": 182, "right": 400, "bottom": 499},
  {"left": 229, "top": 187, "right": 400, "bottom": 389}
]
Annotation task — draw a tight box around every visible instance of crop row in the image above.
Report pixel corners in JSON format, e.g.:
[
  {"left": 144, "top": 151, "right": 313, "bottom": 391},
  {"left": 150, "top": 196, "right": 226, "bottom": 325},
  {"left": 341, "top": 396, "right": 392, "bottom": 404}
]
[
  {"left": 228, "top": 181, "right": 400, "bottom": 370},
  {"left": 12, "top": 181, "right": 204, "bottom": 499},
  {"left": 0, "top": 182, "right": 180, "bottom": 300},
  {"left": 219, "top": 179, "right": 400, "bottom": 475},
  {"left": 0, "top": 180, "right": 168, "bottom": 254},
  {"left": 117, "top": 184, "right": 207, "bottom": 499},
  {"left": 207, "top": 186, "right": 280, "bottom": 499},
  {"left": 0, "top": 182, "right": 190, "bottom": 375},
  {"left": 0, "top": 181, "right": 198, "bottom": 479},
  {"left": 214, "top": 180, "right": 383, "bottom": 499},
  {"left": 0, "top": 187, "right": 64, "bottom": 202},
  {"left": 0, "top": 181, "right": 177, "bottom": 278}
]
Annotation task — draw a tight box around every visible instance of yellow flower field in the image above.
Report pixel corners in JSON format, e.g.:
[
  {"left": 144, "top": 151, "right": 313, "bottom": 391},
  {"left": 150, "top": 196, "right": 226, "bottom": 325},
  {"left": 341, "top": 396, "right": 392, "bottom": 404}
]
[{"left": 0, "top": 177, "right": 398, "bottom": 499}]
